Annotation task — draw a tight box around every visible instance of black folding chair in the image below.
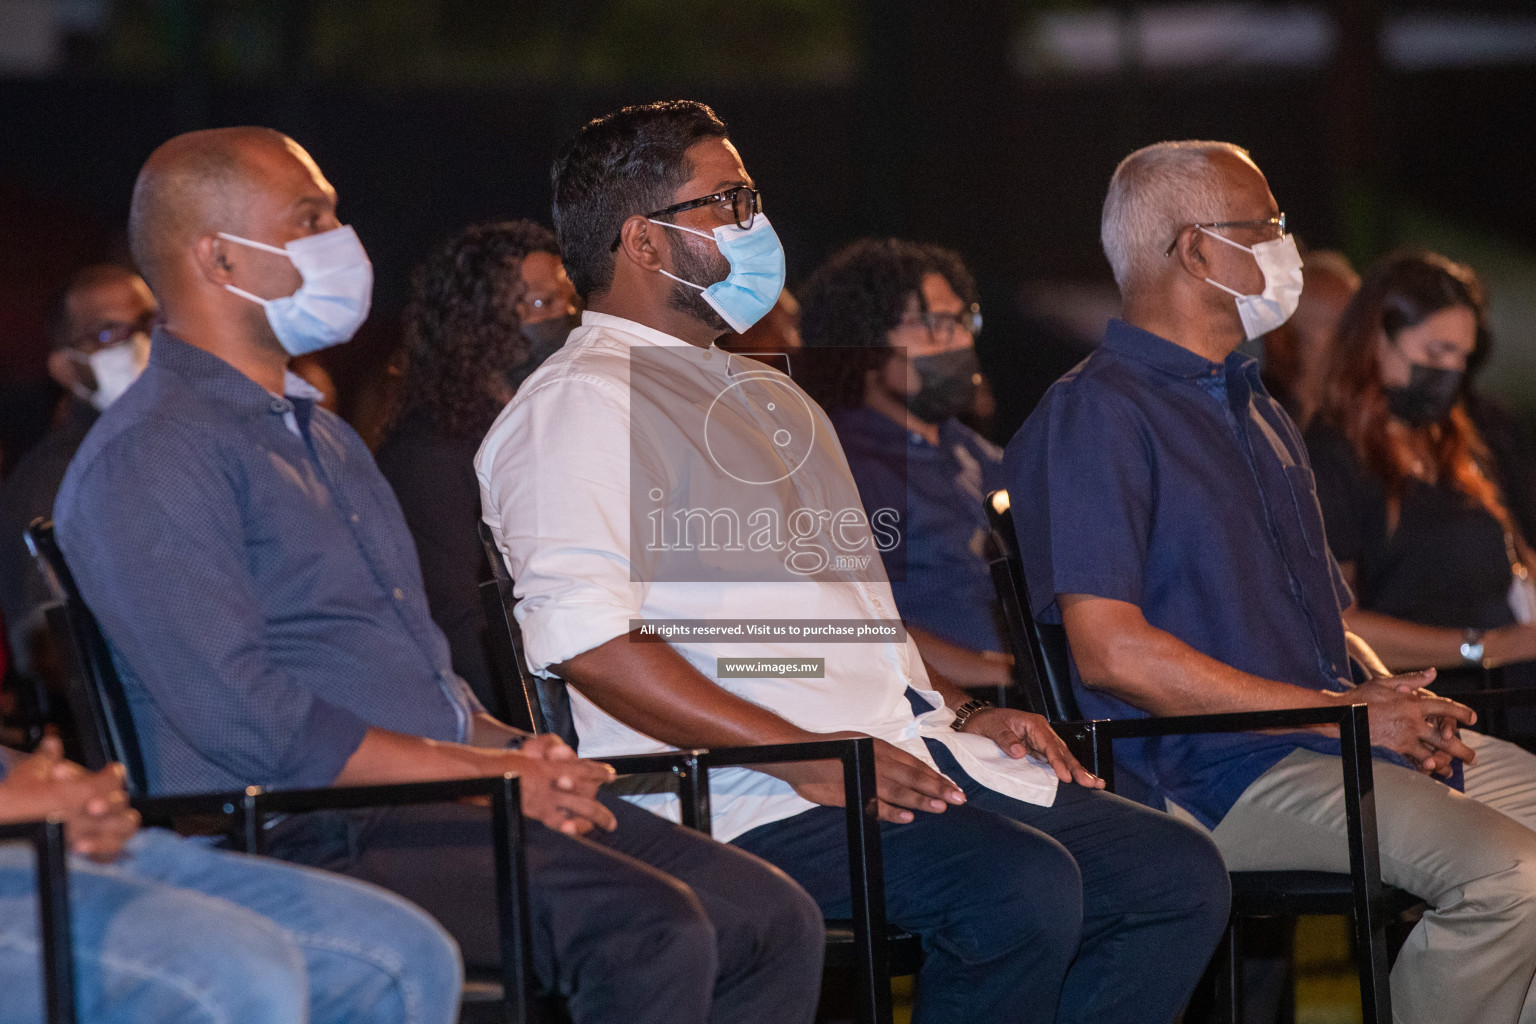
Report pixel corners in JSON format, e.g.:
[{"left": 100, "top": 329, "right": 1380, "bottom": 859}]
[
  {"left": 984, "top": 490, "right": 1424, "bottom": 1024},
  {"left": 476, "top": 520, "right": 925, "bottom": 1024},
  {"left": 26, "top": 518, "right": 539, "bottom": 1023}
]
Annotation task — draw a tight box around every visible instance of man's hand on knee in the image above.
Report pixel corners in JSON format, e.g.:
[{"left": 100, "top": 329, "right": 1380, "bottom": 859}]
[{"left": 777, "top": 734, "right": 967, "bottom": 824}]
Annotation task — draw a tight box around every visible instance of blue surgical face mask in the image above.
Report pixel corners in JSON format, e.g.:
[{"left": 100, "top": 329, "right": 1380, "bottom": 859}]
[
  {"left": 219, "top": 225, "right": 374, "bottom": 356},
  {"left": 648, "top": 214, "right": 786, "bottom": 333}
]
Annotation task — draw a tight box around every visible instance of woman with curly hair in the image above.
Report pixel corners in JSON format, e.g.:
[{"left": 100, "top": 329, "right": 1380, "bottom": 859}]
[
  {"left": 376, "top": 220, "right": 579, "bottom": 713},
  {"left": 1306, "top": 250, "right": 1536, "bottom": 687}
]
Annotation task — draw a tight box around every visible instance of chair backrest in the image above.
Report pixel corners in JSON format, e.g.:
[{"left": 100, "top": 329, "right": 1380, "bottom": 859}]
[
  {"left": 982, "top": 491, "right": 1085, "bottom": 723},
  {"left": 476, "top": 519, "right": 579, "bottom": 747},
  {"left": 25, "top": 518, "right": 150, "bottom": 794}
]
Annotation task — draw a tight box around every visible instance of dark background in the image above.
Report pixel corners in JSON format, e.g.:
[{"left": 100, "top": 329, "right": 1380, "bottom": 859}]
[{"left": 2, "top": 0, "right": 1534, "bottom": 459}]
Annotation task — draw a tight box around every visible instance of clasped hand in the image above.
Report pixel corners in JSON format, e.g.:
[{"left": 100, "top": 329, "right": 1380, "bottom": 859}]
[
  {"left": 0, "top": 735, "right": 140, "bottom": 862},
  {"left": 1336, "top": 671, "right": 1477, "bottom": 776},
  {"left": 500, "top": 733, "right": 618, "bottom": 836}
]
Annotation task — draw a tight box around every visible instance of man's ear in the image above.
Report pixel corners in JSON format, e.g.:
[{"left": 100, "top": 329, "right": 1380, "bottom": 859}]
[
  {"left": 47, "top": 349, "right": 83, "bottom": 391},
  {"left": 616, "top": 216, "right": 666, "bottom": 272},
  {"left": 194, "top": 234, "right": 236, "bottom": 286},
  {"left": 1171, "top": 226, "right": 1210, "bottom": 281}
]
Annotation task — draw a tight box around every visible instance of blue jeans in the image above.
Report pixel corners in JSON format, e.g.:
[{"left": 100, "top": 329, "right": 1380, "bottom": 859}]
[
  {"left": 734, "top": 738, "right": 1231, "bottom": 1024},
  {"left": 0, "top": 828, "right": 462, "bottom": 1024}
]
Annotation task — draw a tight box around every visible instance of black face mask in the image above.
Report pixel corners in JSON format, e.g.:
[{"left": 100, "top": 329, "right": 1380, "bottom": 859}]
[
  {"left": 906, "top": 348, "right": 981, "bottom": 425},
  {"left": 506, "top": 313, "right": 580, "bottom": 392},
  {"left": 1384, "top": 362, "right": 1463, "bottom": 428}
]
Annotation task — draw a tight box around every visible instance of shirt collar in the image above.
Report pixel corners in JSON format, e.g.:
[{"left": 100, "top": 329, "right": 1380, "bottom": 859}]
[
  {"left": 149, "top": 327, "right": 323, "bottom": 419},
  {"left": 280, "top": 371, "right": 324, "bottom": 403},
  {"left": 835, "top": 403, "right": 962, "bottom": 450},
  {"left": 1101, "top": 318, "right": 1231, "bottom": 380},
  {"left": 580, "top": 310, "right": 747, "bottom": 377}
]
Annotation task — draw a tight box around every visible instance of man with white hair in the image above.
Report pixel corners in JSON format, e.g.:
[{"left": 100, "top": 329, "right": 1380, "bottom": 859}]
[{"left": 1007, "top": 139, "right": 1536, "bottom": 1024}]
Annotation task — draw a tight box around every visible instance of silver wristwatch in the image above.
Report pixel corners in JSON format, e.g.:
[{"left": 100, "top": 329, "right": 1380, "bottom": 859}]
[
  {"left": 1460, "top": 628, "right": 1487, "bottom": 667},
  {"left": 950, "top": 698, "right": 994, "bottom": 732}
]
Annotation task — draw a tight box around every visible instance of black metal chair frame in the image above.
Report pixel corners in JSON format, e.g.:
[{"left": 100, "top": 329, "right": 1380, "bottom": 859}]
[
  {"left": 26, "top": 518, "right": 542, "bottom": 1022},
  {"left": 984, "top": 491, "right": 1411, "bottom": 1023},
  {"left": 475, "top": 520, "right": 921, "bottom": 1024},
  {"left": 0, "top": 818, "right": 74, "bottom": 1024}
]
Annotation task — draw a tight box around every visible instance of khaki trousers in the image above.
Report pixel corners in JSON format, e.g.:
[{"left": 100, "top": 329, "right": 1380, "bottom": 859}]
[{"left": 1185, "top": 731, "right": 1536, "bottom": 1024}]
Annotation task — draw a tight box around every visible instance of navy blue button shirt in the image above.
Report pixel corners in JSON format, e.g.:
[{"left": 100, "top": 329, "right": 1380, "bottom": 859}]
[
  {"left": 55, "top": 330, "right": 477, "bottom": 796},
  {"left": 833, "top": 406, "right": 1007, "bottom": 653},
  {"left": 1005, "top": 318, "right": 1369, "bottom": 828}
]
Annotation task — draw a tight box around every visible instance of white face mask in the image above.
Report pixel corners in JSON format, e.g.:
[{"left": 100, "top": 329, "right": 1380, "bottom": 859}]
[
  {"left": 1201, "top": 229, "right": 1304, "bottom": 341},
  {"left": 67, "top": 332, "right": 151, "bottom": 410},
  {"left": 219, "top": 225, "right": 373, "bottom": 356}
]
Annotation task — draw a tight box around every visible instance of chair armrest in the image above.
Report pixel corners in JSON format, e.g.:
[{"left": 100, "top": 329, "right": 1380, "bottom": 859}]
[
  {"left": 0, "top": 818, "right": 75, "bottom": 1023},
  {"left": 133, "top": 788, "right": 263, "bottom": 822},
  {"left": 1058, "top": 704, "right": 1395, "bottom": 955},
  {"left": 1054, "top": 704, "right": 1366, "bottom": 789},
  {"left": 1447, "top": 686, "right": 1536, "bottom": 709},
  {"left": 1065, "top": 704, "right": 1354, "bottom": 742},
  {"left": 142, "top": 776, "right": 535, "bottom": 1021}
]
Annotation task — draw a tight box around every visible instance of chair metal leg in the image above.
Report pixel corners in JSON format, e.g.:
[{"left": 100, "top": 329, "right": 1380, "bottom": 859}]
[
  {"left": 1225, "top": 920, "right": 1243, "bottom": 1024},
  {"left": 842, "top": 738, "right": 893, "bottom": 1024},
  {"left": 675, "top": 751, "right": 711, "bottom": 833},
  {"left": 36, "top": 821, "right": 76, "bottom": 1024},
  {"left": 492, "top": 775, "right": 538, "bottom": 1024},
  {"left": 0, "top": 820, "right": 77, "bottom": 1024},
  {"left": 1339, "top": 704, "right": 1392, "bottom": 1024}
]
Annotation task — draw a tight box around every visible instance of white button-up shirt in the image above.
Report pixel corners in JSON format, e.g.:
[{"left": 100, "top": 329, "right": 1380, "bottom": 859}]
[{"left": 477, "top": 311, "right": 1056, "bottom": 841}]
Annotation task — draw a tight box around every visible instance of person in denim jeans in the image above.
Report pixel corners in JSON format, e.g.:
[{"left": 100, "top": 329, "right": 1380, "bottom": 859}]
[{"left": 0, "top": 737, "right": 462, "bottom": 1024}]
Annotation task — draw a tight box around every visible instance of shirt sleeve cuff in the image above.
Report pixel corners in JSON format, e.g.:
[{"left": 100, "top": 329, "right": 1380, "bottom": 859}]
[
  {"left": 1042, "top": 572, "right": 1144, "bottom": 618},
  {"left": 278, "top": 697, "right": 371, "bottom": 788},
  {"left": 519, "top": 600, "right": 637, "bottom": 677}
]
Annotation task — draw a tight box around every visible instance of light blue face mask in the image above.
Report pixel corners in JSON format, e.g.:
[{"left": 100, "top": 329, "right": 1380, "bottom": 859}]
[
  {"left": 220, "top": 225, "right": 374, "bottom": 356},
  {"left": 649, "top": 214, "right": 786, "bottom": 333}
]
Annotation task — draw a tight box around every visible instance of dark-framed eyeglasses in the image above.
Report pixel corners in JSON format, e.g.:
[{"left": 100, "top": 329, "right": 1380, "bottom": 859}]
[
  {"left": 899, "top": 303, "right": 984, "bottom": 340},
  {"left": 72, "top": 311, "right": 160, "bottom": 352},
  {"left": 1164, "top": 213, "right": 1286, "bottom": 255},
  {"left": 610, "top": 185, "right": 762, "bottom": 251}
]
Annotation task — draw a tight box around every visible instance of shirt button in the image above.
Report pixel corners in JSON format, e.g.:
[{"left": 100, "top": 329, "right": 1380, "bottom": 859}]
[
  {"left": 350, "top": 513, "right": 360, "bottom": 524},
  {"left": 270, "top": 398, "right": 291, "bottom": 413},
  {"left": 392, "top": 587, "right": 405, "bottom": 601},
  {"left": 703, "top": 349, "right": 713, "bottom": 361}
]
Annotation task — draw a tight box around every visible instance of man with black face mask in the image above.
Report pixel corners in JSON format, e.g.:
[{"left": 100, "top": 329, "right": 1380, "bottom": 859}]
[
  {"left": 378, "top": 220, "right": 583, "bottom": 711},
  {"left": 797, "top": 239, "right": 1012, "bottom": 695}
]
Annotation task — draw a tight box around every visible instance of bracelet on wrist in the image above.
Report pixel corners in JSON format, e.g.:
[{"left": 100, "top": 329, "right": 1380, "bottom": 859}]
[{"left": 950, "top": 698, "right": 995, "bottom": 732}]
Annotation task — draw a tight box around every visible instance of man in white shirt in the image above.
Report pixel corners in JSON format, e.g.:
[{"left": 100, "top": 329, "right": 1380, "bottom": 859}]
[{"left": 478, "top": 100, "right": 1231, "bottom": 1024}]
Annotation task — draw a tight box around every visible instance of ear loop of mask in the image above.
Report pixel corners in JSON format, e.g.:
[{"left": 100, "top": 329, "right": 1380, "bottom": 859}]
[
  {"left": 216, "top": 232, "right": 295, "bottom": 306},
  {"left": 62, "top": 349, "right": 97, "bottom": 403},
  {"left": 647, "top": 219, "right": 715, "bottom": 291},
  {"left": 1197, "top": 227, "right": 1256, "bottom": 299}
]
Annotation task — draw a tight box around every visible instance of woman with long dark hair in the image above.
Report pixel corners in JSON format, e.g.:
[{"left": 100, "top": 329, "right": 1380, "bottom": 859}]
[
  {"left": 1307, "top": 250, "right": 1536, "bottom": 680},
  {"left": 375, "top": 220, "right": 580, "bottom": 712}
]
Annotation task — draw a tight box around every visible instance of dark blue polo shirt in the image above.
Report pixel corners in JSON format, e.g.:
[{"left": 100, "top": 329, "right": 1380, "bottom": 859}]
[
  {"left": 55, "top": 330, "right": 478, "bottom": 796},
  {"left": 833, "top": 405, "right": 1007, "bottom": 654},
  {"left": 1004, "top": 318, "right": 1369, "bottom": 828}
]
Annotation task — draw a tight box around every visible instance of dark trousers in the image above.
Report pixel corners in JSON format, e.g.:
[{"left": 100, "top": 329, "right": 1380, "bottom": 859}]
[
  {"left": 733, "top": 739, "right": 1231, "bottom": 1024},
  {"left": 266, "top": 792, "right": 825, "bottom": 1024}
]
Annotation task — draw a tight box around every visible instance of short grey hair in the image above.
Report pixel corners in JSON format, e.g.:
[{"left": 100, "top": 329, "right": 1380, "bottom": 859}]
[{"left": 1101, "top": 140, "right": 1252, "bottom": 295}]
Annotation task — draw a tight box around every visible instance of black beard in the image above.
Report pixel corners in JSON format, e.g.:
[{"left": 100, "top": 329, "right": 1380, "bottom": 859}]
[{"left": 664, "top": 231, "right": 730, "bottom": 333}]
